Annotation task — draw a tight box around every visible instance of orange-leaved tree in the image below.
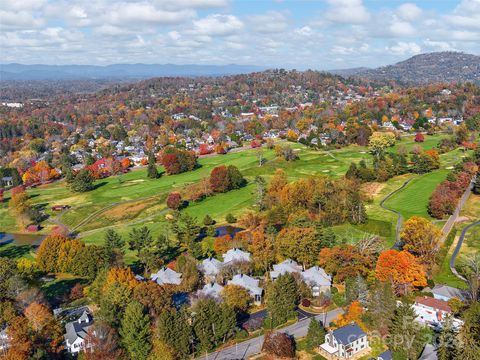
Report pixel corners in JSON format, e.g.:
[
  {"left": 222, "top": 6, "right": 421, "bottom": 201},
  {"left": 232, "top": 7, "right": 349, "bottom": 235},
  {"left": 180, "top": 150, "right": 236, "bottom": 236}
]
[{"left": 375, "top": 250, "right": 426, "bottom": 295}]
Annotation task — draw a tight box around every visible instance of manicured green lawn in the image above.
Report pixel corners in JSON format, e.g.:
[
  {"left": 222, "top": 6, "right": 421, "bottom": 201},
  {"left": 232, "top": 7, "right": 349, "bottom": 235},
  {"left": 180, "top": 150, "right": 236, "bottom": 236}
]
[
  {"left": 1, "top": 134, "right": 455, "bottom": 262},
  {"left": 382, "top": 148, "right": 465, "bottom": 221}
]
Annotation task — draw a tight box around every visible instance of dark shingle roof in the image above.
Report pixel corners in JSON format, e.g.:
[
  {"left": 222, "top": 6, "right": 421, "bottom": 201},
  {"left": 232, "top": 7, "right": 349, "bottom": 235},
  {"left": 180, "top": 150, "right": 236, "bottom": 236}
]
[
  {"left": 332, "top": 323, "right": 366, "bottom": 345},
  {"left": 378, "top": 350, "right": 393, "bottom": 360}
]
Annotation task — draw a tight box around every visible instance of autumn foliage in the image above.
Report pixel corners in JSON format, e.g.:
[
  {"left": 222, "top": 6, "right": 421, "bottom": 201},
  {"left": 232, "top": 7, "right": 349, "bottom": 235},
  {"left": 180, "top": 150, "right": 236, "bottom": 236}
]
[
  {"left": 166, "top": 192, "right": 182, "bottom": 210},
  {"left": 414, "top": 133, "right": 425, "bottom": 142},
  {"left": 335, "top": 300, "right": 366, "bottom": 331},
  {"left": 428, "top": 161, "right": 477, "bottom": 218},
  {"left": 375, "top": 250, "right": 427, "bottom": 294}
]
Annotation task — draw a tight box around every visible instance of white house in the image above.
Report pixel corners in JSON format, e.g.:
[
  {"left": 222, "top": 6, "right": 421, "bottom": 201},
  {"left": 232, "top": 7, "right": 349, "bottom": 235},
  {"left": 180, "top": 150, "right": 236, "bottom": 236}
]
[
  {"left": 431, "top": 285, "right": 466, "bottom": 302},
  {"left": 270, "top": 259, "right": 302, "bottom": 280},
  {"left": 64, "top": 311, "right": 94, "bottom": 354},
  {"left": 413, "top": 296, "right": 463, "bottom": 330},
  {"left": 199, "top": 257, "right": 223, "bottom": 279},
  {"left": 197, "top": 282, "right": 224, "bottom": 300},
  {"left": 301, "top": 266, "right": 332, "bottom": 297},
  {"left": 320, "top": 322, "right": 369, "bottom": 359},
  {"left": 223, "top": 248, "right": 251, "bottom": 264},
  {"left": 227, "top": 274, "right": 263, "bottom": 305},
  {"left": 151, "top": 267, "right": 182, "bottom": 286}
]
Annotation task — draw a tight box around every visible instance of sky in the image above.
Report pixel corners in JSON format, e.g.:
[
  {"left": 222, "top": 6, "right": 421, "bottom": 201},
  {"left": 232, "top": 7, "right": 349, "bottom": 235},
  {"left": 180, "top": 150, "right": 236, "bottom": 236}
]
[{"left": 1, "top": 0, "right": 479, "bottom": 69}]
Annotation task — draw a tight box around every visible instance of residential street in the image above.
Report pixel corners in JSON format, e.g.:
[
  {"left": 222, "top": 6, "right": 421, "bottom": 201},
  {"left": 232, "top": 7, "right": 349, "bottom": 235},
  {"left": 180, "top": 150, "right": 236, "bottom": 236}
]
[{"left": 195, "top": 308, "right": 343, "bottom": 360}]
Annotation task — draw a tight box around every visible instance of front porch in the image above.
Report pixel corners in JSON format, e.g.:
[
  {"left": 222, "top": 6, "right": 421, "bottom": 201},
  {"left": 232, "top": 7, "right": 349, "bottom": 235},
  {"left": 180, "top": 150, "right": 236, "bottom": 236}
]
[{"left": 318, "top": 344, "right": 371, "bottom": 360}]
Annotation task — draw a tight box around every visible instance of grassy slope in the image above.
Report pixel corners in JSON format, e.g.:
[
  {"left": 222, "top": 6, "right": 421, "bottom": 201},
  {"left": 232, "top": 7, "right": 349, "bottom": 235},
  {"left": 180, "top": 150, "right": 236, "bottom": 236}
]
[
  {"left": 1, "top": 134, "right": 454, "bottom": 258},
  {"left": 382, "top": 148, "right": 465, "bottom": 221}
]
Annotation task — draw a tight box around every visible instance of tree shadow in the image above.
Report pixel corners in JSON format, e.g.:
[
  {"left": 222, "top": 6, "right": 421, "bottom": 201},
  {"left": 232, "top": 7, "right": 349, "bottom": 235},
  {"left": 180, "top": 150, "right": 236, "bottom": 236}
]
[
  {"left": 0, "top": 243, "right": 32, "bottom": 259},
  {"left": 92, "top": 181, "right": 108, "bottom": 190},
  {"left": 42, "top": 278, "right": 88, "bottom": 307}
]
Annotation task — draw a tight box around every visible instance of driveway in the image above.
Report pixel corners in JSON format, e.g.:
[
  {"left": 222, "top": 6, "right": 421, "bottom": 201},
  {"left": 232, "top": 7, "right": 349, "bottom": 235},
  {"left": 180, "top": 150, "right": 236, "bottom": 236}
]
[{"left": 195, "top": 308, "right": 343, "bottom": 360}]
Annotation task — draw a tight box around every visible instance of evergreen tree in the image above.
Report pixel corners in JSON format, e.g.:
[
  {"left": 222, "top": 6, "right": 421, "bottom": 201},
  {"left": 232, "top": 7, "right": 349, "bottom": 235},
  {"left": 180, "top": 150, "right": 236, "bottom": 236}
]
[
  {"left": 147, "top": 151, "right": 159, "bottom": 179},
  {"left": 266, "top": 273, "right": 299, "bottom": 327},
  {"left": 365, "top": 282, "right": 396, "bottom": 334},
  {"left": 473, "top": 175, "right": 480, "bottom": 195},
  {"left": 345, "top": 162, "right": 359, "bottom": 179},
  {"left": 70, "top": 169, "right": 94, "bottom": 192},
  {"left": 306, "top": 318, "right": 326, "bottom": 350},
  {"left": 104, "top": 229, "right": 125, "bottom": 257},
  {"left": 119, "top": 301, "right": 152, "bottom": 360},
  {"left": 157, "top": 308, "right": 192, "bottom": 357},
  {"left": 64, "top": 166, "right": 75, "bottom": 184},
  {"left": 203, "top": 214, "right": 215, "bottom": 226},
  {"left": 128, "top": 226, "right": 153, "bottom": 255},
  {"left": 387, "top": 302, "right": 424, "bottom": 360},
  {"left": 315, "top": 225, "right": 337, "bottom": 248},
  {"left": 437, "top": 315, "right": 457, "bottom": 360},
  {"left": 227, "top": 165, "right": 246, "bottom": 189},
  {"left": 456, "top": 302, "right": 480, "bottom": 360},
  {"left": 192, "top": 298, "right": 236, "bottom": 352}
]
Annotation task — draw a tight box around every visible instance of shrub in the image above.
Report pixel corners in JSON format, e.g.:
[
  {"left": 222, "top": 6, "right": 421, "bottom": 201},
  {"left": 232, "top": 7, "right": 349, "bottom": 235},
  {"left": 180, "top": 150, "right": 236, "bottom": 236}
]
[
  {"left": 262, "top": 331, "right": 295, "bottom": 358},
  {"left": 203, "top": 215, "right": 215, "bottom": 226},
  {"left": 226, "top": 213, "right": 237, "bottom": 223},
  {"left": 166, "top": 192, "right": 182, "bottom": 210}
]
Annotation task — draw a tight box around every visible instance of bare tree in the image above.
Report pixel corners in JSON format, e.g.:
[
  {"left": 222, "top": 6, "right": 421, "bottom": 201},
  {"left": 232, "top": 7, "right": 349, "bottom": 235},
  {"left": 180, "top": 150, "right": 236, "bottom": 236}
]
[{"left": 355, "top": 234, "right": 386, "bottom": 256}]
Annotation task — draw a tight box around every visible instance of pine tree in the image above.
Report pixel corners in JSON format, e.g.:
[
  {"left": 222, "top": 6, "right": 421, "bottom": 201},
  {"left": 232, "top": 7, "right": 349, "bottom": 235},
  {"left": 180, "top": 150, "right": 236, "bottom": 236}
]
[
  {"left": 437, "top": 315, "right": 457, "bottom": 360},
  {"left": 128, "top": 226, "right": 153, "bottom": 255},
  {"left": 119, "top": 301, "right": 152, "bottom": 360},
  {"left": 192, "top": 298, "right": 236, "bottom": 351},
  {"left": 104, "top": 229, "right": 125, "bottom": 255},
  {"left": 455, "top": 303, "right": 480, "bottom": 360},
  {"left": 306, "top": 318, "right": 326, "bottom": 350},
  {"left": 266, "top": 273, "right": 299, "bottom": 327},
  {"left": 473, "top": 175, "right": 480, "bottom": 195},
  {"left": 157, "top": 308, "right": 192, "bottom": 357},
  {"left": 345, "top": 162, "right": 359, "bottom": 179},
  {"left": 70, "top": 169, "right": 94, "bottom": 192},
  {"left": 147, "top": 151, "right": 159, "bottom": 179},
  {"left": 387, "top": 302, "right": 424, "bottom": 360}
]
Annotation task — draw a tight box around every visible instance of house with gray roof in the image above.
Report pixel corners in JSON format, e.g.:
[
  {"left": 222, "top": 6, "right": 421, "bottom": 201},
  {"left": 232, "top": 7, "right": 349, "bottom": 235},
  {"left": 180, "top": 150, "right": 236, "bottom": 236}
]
[
  {"left": 151, "top": 267, "right": 182, "bottom": 286},
  {"left": 270, "top": 259, "right": 302, "bottom": 280},
  {"left": 431, "top": 284, "right": 466, "bottom": 302},
  {"left": 223, "top": 248, "right": 251, "bottom": 264},
  {"left": 227, "top": 274, "right": 263, "bottom": 304},
  {"left": 197, "top": 282, "right": 224, "bottom": 300},
  {"left": 199, "top": 257, "right": 223, "bottom": 280},
  {"left": 64, "top": 310, "right": 94, "bottom": 354},
  {"left": 378, "top": 350, "right": 393, "bottom": 360},
  {"left": 301, "top": 266, "right": 332, "bottom": 297},
  {"left": 320, "top": 322, "right": 369, "bottom": 359}
]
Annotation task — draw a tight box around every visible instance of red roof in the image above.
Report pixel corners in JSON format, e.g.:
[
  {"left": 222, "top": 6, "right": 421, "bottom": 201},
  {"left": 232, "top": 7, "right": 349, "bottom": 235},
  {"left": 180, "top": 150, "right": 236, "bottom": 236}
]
[{"left": 415, "top": 296, "right": 451, "bottom": 313}]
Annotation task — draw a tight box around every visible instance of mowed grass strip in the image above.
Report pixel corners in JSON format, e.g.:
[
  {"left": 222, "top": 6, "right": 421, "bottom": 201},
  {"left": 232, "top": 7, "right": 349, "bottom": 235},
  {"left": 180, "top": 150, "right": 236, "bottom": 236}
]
[{"left": 383, "top": 170, "right": 449, "bottom": 220}]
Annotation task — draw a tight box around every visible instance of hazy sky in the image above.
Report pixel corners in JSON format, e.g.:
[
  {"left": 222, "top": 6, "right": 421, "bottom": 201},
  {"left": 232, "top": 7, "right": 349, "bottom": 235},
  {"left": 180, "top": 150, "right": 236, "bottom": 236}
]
[{"left": 1, "top": 0, "right": 479, "bottom": 69}]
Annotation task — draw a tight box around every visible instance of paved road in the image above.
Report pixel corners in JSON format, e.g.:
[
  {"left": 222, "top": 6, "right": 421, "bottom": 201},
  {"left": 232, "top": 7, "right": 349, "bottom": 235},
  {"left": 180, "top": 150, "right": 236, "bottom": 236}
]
[
  {"left": 439, "top": 177, "right": 476, "bottom": 245},
  {"left": 449, "top": 220, "right": 480, "bottom": 281},
  {"left": 379, "top": 176, "right": 418, "bottom": 249},
  {"left": 195, "top": 308, "right": 343, "bottom": 360}
]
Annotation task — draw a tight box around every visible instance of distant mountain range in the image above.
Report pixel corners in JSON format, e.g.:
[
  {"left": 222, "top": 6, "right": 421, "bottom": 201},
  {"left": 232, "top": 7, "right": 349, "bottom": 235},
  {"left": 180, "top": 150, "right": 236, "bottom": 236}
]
[
  {"left": 0, "top": 63, "right": 267, "bottom": 80},
  {"left": 331, "top": 52, "right": 480, "bottom": 84}
]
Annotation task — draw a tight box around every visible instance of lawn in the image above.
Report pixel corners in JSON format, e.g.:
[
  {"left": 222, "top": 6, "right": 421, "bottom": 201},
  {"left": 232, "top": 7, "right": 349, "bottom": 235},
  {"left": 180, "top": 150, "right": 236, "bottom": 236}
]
[
  {"left": 0, "top": 134, "right": 455, "bottom": 260},
  {"left": 381, "top": 148, "right": 466, "bottom": 221},
  {"left": 432, "top": 192, "right": 479, "bottom": 289},
  {"left": 456, "top": 194, "right": 480, "bottom": 266}
]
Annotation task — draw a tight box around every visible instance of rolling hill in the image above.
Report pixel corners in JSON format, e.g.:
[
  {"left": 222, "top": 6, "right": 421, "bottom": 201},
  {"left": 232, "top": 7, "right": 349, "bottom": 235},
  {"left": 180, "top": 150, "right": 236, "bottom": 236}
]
[{"left": 349, "top": 52, "right": 480, "bottom": 84}]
